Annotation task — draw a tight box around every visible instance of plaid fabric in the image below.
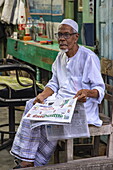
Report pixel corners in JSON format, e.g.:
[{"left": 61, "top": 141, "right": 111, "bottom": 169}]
[{"left": 10, "top": 98, "right": 57, "bottom": 166}]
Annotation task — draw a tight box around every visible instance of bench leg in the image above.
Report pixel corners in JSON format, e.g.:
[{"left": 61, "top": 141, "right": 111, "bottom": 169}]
[
  {"left": 92, "top": 136, "right": 100, "bottom": 156},
  {"left": 54, "top": 141, "right": 66, "bottom": 163},
  {"left": 65, "top": 139, "right": 73, "bottom": 161},
  {"left": 54, "top": 144, "right": 60, "bottom": 164},
  {"left": 107, "top": 133, "right": 113, "bottom": 157}
]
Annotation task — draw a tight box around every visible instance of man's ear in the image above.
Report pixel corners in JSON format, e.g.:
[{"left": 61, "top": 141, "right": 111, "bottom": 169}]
[
  {"left": 74, "top": 33, "right": 79, "bottom": 43},
  {"left": 76, "top": 33, "right": 79, "bottom": 38}
]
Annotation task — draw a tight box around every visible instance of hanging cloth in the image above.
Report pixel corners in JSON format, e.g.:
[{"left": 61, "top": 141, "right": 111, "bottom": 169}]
[
  {"left": 0, "top": 0, "right": 26, "bottom": 25},
  {"left": 0, "top": 0, "right": 5, "bottom": 7},
  {"left": 1, "top": 0, "right": 16, "bottom": 24}
]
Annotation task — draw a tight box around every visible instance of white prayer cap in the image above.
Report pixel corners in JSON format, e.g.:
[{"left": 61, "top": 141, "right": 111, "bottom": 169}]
[{"left": 59, "top": 19, "right": 78, "bottom": 33}]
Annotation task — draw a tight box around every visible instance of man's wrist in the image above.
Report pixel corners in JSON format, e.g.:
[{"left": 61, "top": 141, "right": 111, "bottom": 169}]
[{"left": 87, "top": 89, "right": 99, "bottom": 98}]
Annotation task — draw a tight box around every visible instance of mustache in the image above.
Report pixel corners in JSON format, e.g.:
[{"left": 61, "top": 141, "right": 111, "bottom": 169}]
[{"left": 59, "top": 44, "right": 68, "bottom": 46}]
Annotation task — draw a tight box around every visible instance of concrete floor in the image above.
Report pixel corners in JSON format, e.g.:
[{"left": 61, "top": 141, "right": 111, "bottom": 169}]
[{"left": 0, "top": 107, "right": 23, "bottom": 170}]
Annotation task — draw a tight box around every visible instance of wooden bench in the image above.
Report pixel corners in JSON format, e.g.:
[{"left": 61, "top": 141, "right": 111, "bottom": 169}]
[{"left": 54, "top": 57, "right": 113, "bottom": 163}]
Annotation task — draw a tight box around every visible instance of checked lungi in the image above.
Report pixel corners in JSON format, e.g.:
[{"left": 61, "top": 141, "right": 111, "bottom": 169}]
[{"left": 10, "top": 98, "right": 58, "bottom": 167}]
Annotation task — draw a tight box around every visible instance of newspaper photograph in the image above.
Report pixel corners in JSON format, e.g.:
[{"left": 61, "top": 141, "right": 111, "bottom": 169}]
[{"left": 23, "top": 97, "right": 77, "bottom": 123}]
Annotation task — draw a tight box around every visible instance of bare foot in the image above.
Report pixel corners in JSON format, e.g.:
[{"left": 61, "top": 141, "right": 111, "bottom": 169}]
[
  {"left": 20, "top": 161, "right": 34, "bottom": 167},
  {"left": 13, "top": 161, "right": 34, "bottom": 169}
]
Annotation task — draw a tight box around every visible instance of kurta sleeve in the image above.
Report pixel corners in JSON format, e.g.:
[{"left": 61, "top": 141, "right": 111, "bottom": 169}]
[{"left": 82, "top": 54, "right": 105, "bottom": 104}]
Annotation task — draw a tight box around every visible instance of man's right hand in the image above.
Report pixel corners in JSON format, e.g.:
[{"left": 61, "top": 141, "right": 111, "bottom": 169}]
[
  {"left": 33, "top": 87, "right": 54, "bottom": 105},
  {"left": 33, "top": 93, "right": 45, "bottom": 105}
]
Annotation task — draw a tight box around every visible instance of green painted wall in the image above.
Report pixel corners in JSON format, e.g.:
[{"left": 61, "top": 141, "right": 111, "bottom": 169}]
[
  {"left": 83, "top": 0, "right": 94, "bottom": 23},
  {"left": 65, "top": 0, "right": 74, "bottom": 19}
]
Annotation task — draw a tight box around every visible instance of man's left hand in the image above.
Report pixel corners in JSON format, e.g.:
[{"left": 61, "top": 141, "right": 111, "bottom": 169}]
[
  {"left": 74, "top": 89, "right": 99, "bottom": 102},
  {"left": 74, "top": 89, "right": 88, "bottom": 102}
]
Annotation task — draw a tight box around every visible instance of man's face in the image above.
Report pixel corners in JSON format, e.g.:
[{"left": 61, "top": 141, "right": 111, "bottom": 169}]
[{"left": 57, "top": 24, "right": 79, "bottom": 52}]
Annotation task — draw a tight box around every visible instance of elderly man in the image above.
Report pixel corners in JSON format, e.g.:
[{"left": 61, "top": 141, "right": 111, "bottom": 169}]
[{"left": 11, "top": 19, "right": 105, "bottom": 169}]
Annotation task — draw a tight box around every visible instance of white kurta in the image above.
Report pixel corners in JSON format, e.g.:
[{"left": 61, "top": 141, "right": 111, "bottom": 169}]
[{"left": 46, "top": 46, "right": 105, "bottom": 126}]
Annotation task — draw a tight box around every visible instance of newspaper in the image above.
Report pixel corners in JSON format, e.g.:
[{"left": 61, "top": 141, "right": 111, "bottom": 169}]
[
  {"left": 23, "top": 97, "right": 77, "bottom": 123},
  {"left": 23, "top": 98, "right": 90, "bottom": 140},
  {"left": 45, "top": 102, "right": 90, "bottom": 141}
]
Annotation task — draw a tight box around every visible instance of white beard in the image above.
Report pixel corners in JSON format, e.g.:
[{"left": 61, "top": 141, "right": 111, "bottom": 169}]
[{"left": 59, "top": 49, "right": 69, "bottom": 53}]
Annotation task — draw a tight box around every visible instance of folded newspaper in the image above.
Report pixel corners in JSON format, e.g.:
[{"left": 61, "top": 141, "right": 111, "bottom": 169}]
[
  {"left": 23, "top": 97, "right": 77, "bottom": 123},
  {"left": 23, "top": 98, "right": 90, "bottom": 140},
  {"left": 46, "top": 102, "right": 90, "bottom": 140}
]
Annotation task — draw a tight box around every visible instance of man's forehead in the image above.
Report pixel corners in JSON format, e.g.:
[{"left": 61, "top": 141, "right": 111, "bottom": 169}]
[{"left": 58, "top": 24, "right": 72, "bottom": 32}]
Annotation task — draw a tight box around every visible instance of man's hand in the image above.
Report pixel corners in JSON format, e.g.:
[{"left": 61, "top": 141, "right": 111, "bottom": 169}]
[
  {"left": 33, "top": 93, "right": 45, "bottom": 105},
  {"left": 74, "top": 89, "right": 99, "bottom": 102},
  {"left": 74, "top": 89, "right": 88, "bottom": 102},
  {"left": 33, "top": 87, "right": 54, "bottom": 105}
]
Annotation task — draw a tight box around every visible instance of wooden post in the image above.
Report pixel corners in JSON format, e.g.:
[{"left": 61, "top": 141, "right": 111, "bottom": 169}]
[{"left": 65, "top": 139, "right": 73, "bottom": 161}]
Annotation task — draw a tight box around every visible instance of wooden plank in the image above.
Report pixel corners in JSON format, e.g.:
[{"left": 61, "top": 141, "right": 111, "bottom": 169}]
[
  {"left": 104, "top": 93, "right": 113, "bottom": 102},
  {"left": 101, "top": 57, "right": 113, "bottom": 76},
  {"left": 89, "top": 124, "right": 113, "bottom": 136},
  {"left": 105, "top": 84, "right": 113, "bottom": 92},
  {"left": 19, "top": 156, "right": 113, "bottom": 170}
]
